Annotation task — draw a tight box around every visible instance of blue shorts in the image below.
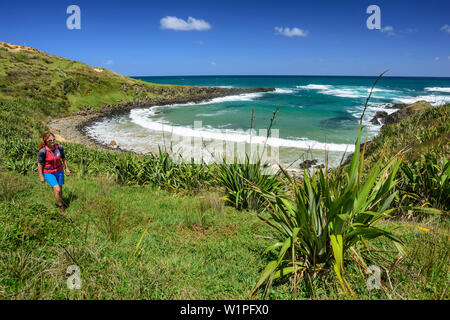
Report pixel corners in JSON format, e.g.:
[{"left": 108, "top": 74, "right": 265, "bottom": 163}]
[{"left": 44, "top": 170, "right": 65, "bottom": 188}]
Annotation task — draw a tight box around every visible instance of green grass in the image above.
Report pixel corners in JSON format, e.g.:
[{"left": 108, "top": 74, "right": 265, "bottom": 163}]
[
  {"left": 0, "top": 171, "right": 276, "bottom": 299},
  {"left": 0, "top": 170, "right": 447, "bottom": 299}
]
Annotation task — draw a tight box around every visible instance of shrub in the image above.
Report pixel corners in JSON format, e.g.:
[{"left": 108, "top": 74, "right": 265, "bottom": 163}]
[
  {"left": 398, "top": 151, "right": 449, "bottom": 212},
  {"left": 251, "top": 127, "right": 404, "bottom": 298},
  {"left": 215, "top": 155, "right": 285, "bottom": 211}
]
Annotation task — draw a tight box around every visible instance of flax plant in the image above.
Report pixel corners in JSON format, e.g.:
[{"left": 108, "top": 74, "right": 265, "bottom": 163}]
[
  {"left": 215, "top": 105, "right": 284, "bottom": 211},
  {"left": 251, "top": 72, "right": 413, "bottom": 298}
]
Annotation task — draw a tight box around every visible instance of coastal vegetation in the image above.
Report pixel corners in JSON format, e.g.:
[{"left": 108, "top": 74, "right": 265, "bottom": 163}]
[{"left": 0, "top": 42, "right": 448, "bottom": 299}]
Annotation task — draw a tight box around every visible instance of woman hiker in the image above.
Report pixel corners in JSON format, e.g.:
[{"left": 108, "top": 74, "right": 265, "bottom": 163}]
[{"left": 37, "top": 132, "right": 71, "bottom": 212}]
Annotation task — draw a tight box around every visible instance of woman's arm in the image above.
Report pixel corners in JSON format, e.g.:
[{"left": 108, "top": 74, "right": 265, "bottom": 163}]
[
  {"left": 37, "top": 163, "right": 45, "bottom": 183},
  {"left": 63, "top": 158, "right": 71, "bottom": 176}
]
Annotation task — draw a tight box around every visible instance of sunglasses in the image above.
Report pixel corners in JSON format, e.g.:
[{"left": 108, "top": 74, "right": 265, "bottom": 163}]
[{"left": 47, "top": 139, "right": 56, "bottom": 142}]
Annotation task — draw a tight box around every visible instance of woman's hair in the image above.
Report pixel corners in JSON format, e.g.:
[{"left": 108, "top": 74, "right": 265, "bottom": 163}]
[{"left": 37, "top": 132, "right": 55, "bottom": 150}]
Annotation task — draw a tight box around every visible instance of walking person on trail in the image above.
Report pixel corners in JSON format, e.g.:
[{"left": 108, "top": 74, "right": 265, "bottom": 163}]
[{"left": 37, "top": 132, "right": 71, "bottom": 212}]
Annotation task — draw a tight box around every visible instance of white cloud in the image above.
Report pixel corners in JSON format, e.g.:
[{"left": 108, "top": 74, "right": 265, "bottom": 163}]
[
  {"left": 381, "top": 26, "right": 396, "bottom": 36},
  {"left": 160, "top": 16, "right": 211, "bottom": 31},
  {"left": 274, "top": 26, "right": 308, "bottom": 37},
  {"left": 434, "top": 57, "right": 440, "bottom": 61},
  {"left": 209, "top": 61, "right": 216, "bottom": 66},
  {"left": 104, "top": 60, "right": 114, "bottom": 65},
  {"left": 441, "top": 24, "right": 450, "bottom": 34}
]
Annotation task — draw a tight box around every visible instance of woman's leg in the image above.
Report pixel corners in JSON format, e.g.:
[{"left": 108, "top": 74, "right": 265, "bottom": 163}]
[
  {"left": 60, "top": 185, "right": 64, "bottom": 207},
  {"left": 53, "top": 185, "right": 64, "bottom": 211}
]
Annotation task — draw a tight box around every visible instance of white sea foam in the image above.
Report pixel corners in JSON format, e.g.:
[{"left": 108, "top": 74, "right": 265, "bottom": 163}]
[
  {"left": 322, "top": 88, "right": 362, "bottom": 98},
  {"left": 145, "top": 92, "right": 265, "bottom": 114},
  {"left": 274, "top": 88, "right": 295, "bottom": 94},
  {"left": 129, "top": 108, "right": 355, "bottom": 152},
  {"left": 297, "top": 84, "right": 331, "bottom": 90},
  {"left": 393, "top": 95, "right": 450, "bottom": 105},
  {"left": 424, "top": 87, "right": 450, "bottom": 93},
  {"left": 370, "top": 88, "right": 398, "bottom": 93},
  {"left": 206, "top": 92, "right": 265, "bottom": 103},
  {"left": 197, "top": 109, "right": 231, "bottom": 117},
  {"left": 297, "top": 84, "right": 400, "bottom": 99}
]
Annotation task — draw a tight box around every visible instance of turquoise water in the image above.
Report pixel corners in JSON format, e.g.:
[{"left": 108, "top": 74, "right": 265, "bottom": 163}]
[{"left": 86, "top": 76, "right": 450, "bottom": 167}]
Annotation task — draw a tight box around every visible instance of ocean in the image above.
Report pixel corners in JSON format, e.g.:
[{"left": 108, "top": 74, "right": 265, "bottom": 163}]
[{"left": 85, "top": 76, "right": 450, "bottom": 168}]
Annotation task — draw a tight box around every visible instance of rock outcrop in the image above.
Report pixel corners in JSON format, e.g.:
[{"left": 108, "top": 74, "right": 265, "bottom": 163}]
[
  {"left": 370, "top": 111, "right": 388, "bottom": 125},
  {"left": 299, "top": 159, "right": 318, "bottom": 169},
  {"left": 383, "top": 100, "right": 432, "bottom": 125}
]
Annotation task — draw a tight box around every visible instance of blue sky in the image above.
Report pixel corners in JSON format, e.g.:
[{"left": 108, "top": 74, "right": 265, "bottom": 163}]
[{"left": 1, "top": 0, "right": 449, "bottom": 76}]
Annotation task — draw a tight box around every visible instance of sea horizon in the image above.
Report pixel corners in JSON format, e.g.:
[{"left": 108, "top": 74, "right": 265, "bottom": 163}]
[{"left": 131, "top": 74, "right": 450, "bottom": 79}]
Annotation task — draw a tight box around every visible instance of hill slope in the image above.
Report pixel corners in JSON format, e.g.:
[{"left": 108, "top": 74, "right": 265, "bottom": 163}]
[{"left": 0, "top": 41, "right": 181, "bottom": 114}]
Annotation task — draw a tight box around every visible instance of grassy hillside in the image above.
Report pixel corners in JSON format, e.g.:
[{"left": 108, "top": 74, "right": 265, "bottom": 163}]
[
  {"left": 0, "top": 41, "right": 187, "bottom": 113},
  {"left": 0, "top": 42, "right": 448, "bottom": 300}
]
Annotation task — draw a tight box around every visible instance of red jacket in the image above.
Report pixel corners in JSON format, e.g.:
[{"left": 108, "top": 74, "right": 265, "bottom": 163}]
[{"left": 43, "top": 144, "right": 63, "bottom": 174}]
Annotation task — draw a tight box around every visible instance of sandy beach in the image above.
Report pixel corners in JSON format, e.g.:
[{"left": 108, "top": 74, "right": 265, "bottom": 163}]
[{"left": 46, "top": 86, "right": 275, "bottom": 153}]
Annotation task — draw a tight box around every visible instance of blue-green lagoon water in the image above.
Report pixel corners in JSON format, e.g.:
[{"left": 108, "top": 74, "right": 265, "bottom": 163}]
[{"left": 85, "top": 76, "right": 450, "bottom": 168}]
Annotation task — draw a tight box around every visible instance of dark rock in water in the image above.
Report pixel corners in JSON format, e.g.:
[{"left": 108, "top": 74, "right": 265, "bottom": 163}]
[
  {"left": 370, "top": 111, "right": 388, "bottom": 125},
  {"left": 300, "top": 159, "right": 318, "bottom": 169},
  {"left": 370, "top": 118, "right": 380, "bottom": 125},
  {"left": 316, "top": 164, "right": 325, "bottom": 169}
]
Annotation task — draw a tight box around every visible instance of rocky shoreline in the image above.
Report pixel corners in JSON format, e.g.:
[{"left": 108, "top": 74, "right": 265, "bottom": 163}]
[
  {"left": 47, "top": 86, "right": 275, "bottom": 152},
  {"left": 297, "top": 100, "right": 435, "bottom": 169},
  {"left": 339, "top": 100, "right": 434, "bottom": 167}
]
